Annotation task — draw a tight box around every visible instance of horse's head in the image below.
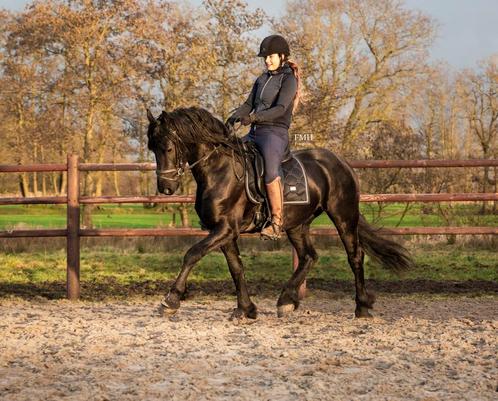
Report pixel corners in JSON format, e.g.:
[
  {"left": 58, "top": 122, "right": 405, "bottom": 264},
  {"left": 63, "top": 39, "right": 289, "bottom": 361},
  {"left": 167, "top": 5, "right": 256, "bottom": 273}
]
[{"left": 147, "top": 109, "right": 182, "bottom": 195}]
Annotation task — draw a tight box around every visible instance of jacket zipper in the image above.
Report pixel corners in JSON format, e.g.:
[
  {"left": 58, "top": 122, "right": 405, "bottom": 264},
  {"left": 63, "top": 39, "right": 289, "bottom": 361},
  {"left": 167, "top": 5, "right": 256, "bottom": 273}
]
[{"left": 259, "top": 75, "right": 273, "bottom": 102}]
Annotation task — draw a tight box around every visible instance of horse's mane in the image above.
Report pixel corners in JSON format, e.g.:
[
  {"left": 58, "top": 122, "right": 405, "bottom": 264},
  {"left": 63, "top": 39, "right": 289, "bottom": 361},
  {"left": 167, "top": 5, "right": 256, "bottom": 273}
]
[{"left": 158, "top": 107, "right": 242, "bottom": 154}]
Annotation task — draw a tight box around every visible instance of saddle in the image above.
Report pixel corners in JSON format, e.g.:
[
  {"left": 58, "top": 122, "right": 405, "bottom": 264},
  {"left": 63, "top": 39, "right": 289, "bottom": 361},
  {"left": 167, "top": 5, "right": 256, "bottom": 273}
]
[{"left": 243, "top": 141, "right": 310, "bottom": 208}]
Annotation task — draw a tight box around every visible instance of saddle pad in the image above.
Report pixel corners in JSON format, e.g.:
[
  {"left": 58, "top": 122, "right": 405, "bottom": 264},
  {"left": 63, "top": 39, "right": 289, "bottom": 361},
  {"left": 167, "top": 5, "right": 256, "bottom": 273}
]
[
  {"left": 281, "top": 155, "right": 309, "bottom": 204},
  {"left": 245, "top": 153, "right": 309, "bottom": 205}
]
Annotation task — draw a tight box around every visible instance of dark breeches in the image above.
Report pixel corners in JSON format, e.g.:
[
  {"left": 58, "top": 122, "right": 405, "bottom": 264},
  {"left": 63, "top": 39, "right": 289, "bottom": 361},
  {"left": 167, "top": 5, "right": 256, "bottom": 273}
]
[{"left": 245, "top": 125, "right": 289, "bottom": 183}]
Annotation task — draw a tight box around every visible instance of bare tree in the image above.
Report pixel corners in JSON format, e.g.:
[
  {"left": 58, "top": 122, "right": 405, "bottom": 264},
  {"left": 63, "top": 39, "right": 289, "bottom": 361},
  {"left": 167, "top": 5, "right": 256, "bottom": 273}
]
[
  {"left": 276, "top": 0, "right": 436, "bottom": 155},
  {"left": 202, "top": 0, "right": 266, "bottom": 120},
  {"left": 457, "top": 55, "right": 498, "bottom": 212}
]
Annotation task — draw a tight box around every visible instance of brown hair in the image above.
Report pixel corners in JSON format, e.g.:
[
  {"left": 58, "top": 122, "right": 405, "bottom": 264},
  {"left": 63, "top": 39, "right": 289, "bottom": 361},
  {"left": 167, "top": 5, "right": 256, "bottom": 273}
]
[{"left": 283, "top": 55, "right": 301, "bottom": 113}]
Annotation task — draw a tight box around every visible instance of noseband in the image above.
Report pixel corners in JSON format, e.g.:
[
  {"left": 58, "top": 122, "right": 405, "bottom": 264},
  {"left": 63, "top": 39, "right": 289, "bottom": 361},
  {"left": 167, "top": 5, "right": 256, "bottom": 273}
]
[
  {"left": 156, "top": 166, "right": 185, "bottom": 181},
  {"left": 155, "top": 145, "right": 220, "bottom": 181}
]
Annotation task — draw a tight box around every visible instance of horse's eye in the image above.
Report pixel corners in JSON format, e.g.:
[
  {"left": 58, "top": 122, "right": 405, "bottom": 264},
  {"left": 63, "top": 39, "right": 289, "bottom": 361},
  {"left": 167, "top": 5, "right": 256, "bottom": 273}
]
[{"left": 167, "top": 148, "right": 173, "bottom": 153}]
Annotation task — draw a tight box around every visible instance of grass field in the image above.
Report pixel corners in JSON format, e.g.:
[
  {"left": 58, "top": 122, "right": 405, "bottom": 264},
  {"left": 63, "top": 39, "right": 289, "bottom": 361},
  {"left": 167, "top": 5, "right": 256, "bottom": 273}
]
[
  {"left": 0, "top": 203, "right": 496, "bottom": 229},
  {"left": 0, "top": 243, "right": 496, "bottom": 300},
  {"left": 0, "top": 203, "right": 495, "bottom": 300}
]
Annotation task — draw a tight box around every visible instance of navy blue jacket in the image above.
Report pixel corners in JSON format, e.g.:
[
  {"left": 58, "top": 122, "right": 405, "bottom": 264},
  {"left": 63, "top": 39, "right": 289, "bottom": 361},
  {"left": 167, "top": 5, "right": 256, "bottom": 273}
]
[{"left": 232, "top": 64, "right": 297, "bottom": 129}]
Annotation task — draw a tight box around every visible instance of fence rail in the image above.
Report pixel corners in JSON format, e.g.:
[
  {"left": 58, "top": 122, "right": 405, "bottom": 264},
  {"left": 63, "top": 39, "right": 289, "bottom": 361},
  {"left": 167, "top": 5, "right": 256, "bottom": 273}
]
[
  {"left": 2, "top": 159, "right": 497, "bottom": 173},
  {"left": 3, "top": 192, "right": 498, "bottom": 206},
  {"left": 1, "top": 226, "right": 497, "bottom": 239},
  {"left": 1, "top": 155, "right": 497, "bottom": 300}
]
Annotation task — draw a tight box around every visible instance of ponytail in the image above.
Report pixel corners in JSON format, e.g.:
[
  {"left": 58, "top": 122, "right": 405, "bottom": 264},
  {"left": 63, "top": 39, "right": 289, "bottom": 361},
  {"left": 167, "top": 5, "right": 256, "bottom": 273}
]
[{"left": 285, "top": 57, "right": 301, "bottom": 113}]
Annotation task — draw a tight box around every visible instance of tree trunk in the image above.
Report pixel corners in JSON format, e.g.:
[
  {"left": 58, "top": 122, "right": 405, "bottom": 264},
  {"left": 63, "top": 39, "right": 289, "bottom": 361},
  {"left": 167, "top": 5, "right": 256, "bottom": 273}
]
[
  {"left": 80, "top": 170, "right": 94, "bottom": 228},
  {"left": 179, "top": 204, "right": 190, "bottom": 227},
  {"left": 59, "top": 172, "right": 67, "bottom": 196},
  {"left": 81, "top": 80, "right": 96, "bottom": 227},
  {"left": 493, "top": 166, "right": 497, "bottom": 214},
  {"left": 82, "top": 113, "right": 95, "bottom": 196},
  {"left": 52, "top": 173, "right": 58, "bottom": 195},
  {"left": 179, "top": 179, "right": 190, "bottom": 227},
  {"left": 342, "top": 94, "right": 364, "bottom": 153},
  {"left": 40, "top": 145, "right": 47, "bottom": 196},
  {"left": 32, "top": 174, "right": 38, "bottom": 197},
  {"left": 18, "top": 174, "right": 29, "bottom": 197},
  {"left": 480, "top": 145, "right": 490, "bottom": 214},
  {"left": 94, "top": 144, "right": 107, "bottom": 197},
  {"left": 113, "top": 170, "right": 121, "bottom": 196},
  {"left": 95, "top": 173, "right": 103, "bottom": 197},
  {"left": 42, "top": 173, "right": 47, "bottom": 196}
]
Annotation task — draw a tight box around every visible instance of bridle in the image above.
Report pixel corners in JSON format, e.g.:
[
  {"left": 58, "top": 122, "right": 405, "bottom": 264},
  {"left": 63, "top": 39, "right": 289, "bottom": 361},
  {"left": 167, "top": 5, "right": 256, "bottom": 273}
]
[
  {"left": 155, "top": 145, "right": 220, "bottom": 181},
  {"left": 155, "top": 121, "right": 245, "bottom": 182}
]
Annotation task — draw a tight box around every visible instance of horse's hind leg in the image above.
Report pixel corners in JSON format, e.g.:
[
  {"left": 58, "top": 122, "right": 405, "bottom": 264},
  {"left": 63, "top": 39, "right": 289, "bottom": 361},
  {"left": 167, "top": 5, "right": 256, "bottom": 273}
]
[
  {"left": 277, "top": 224, "right": 318, "bottom": 317},
  {"left": 327, "top": 211, "right": 375, "bottom": 318},
  {"left": 220, "top": 239, "right": 257, "bottom": 319}
]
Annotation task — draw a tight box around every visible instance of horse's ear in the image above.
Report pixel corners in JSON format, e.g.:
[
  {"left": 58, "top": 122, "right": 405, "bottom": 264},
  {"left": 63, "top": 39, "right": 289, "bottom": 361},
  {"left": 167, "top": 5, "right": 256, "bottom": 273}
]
[{"left": 146, "top": 109, "right": 156, "bottom": 124}]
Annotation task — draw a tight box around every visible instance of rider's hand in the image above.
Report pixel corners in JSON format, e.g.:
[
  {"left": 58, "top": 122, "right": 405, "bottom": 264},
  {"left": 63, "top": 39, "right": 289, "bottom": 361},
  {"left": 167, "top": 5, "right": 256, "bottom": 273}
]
[{"left": 240, "top": 115, "right": 253, "bottom": 126}]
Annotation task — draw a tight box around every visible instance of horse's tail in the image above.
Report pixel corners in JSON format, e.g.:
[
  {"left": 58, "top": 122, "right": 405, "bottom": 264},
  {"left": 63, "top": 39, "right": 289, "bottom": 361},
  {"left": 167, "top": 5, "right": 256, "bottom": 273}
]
[{"left": 358, "top": 215, "right": 413, "bottom": 271}]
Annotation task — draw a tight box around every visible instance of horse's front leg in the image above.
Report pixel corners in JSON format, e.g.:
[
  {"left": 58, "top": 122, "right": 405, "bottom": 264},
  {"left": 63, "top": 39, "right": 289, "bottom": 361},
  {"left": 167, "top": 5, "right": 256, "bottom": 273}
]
[
  {"left": 160, "top": 223, "right": 233, "bottom": 315},
  {"left": 221, "top": 239, "right": 257, "bottom": 320}
]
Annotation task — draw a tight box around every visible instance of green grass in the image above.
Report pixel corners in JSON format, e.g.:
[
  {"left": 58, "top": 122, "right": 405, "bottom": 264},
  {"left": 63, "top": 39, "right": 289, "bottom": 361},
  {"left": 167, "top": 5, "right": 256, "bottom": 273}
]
[
  {"left": 0, "top": 205, "right": 183, "bottom": 229},
  {"left": 1, "top": 246, "right": 496, "bottom": 287},
  {"left": 1, "top": 204, "right": 496, "bottom": 300},
  {"left": 0, "top": 203, "right": 496, "bottom": 229},
  {"left": 1, "top": 241, "right": 496, "bottom": 300}
]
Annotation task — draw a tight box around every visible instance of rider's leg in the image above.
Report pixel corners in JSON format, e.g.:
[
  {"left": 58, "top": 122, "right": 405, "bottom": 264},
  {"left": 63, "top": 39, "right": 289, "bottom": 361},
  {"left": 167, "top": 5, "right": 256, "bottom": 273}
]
[{"left": 253, "top": 128, "right": 288, "bottom": 239}]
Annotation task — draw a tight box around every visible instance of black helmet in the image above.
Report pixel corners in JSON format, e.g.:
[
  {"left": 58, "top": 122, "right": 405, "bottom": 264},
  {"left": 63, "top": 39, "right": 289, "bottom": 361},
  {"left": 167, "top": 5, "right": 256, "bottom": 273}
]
[{"left": 257, "top": 35, "right": 290, "bottom": 57}]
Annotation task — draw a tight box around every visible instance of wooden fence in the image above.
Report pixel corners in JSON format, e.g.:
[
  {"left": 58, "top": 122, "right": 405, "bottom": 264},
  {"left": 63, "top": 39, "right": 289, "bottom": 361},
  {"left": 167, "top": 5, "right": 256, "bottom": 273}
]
[{"left": 1, "top": 155, "right": 497, "bottom": 300}]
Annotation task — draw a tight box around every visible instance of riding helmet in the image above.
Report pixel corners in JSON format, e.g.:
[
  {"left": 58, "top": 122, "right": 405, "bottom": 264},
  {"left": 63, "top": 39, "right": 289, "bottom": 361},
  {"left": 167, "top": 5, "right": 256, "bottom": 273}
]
[{"left": 257, "top": 35, "right": 290, "bottom": 57}]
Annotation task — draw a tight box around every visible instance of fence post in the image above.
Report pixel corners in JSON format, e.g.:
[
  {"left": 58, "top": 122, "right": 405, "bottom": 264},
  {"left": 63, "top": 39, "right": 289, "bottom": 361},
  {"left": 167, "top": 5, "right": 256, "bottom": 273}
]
[
  {"left": 293, "top": 247, "right": 306, "bottom": 300},
  {"left": 67, "top": 154, "right": 80, "bottom": 300}
]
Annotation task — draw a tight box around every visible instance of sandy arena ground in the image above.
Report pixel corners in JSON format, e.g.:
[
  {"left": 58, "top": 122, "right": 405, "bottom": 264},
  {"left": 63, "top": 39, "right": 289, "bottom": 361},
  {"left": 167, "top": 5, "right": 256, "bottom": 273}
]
[{"left": 0, "top": 293, "right": 497, "bottom": 401}]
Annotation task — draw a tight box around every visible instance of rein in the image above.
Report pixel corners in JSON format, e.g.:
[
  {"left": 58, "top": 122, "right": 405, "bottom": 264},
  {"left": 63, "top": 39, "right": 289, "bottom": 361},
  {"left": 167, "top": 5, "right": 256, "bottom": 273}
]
[
  {"left": 228, "top": 124, "right": 247, "bottom": 182},
  {"left": 156, "top": 145, "right": 220, "bottom": 181}
]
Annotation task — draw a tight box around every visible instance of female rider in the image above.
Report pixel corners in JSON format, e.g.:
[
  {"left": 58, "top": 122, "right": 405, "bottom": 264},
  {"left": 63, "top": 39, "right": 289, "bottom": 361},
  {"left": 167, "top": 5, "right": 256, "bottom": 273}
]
[{"left": 226, "top": 34, "right": 300, "bottom": 240}]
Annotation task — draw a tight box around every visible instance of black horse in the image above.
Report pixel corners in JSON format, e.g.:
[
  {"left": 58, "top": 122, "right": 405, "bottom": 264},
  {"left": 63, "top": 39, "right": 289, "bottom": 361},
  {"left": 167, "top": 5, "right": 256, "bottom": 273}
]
[{"left": 147, "top": 107, "right": 412, "bottom": 319}]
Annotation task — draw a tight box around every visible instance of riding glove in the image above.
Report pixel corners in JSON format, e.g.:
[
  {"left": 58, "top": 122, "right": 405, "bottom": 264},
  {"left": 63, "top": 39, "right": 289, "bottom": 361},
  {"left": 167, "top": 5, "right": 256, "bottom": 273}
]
[{"left": 240, "top": 114, "right": 255, "bottom": 126}]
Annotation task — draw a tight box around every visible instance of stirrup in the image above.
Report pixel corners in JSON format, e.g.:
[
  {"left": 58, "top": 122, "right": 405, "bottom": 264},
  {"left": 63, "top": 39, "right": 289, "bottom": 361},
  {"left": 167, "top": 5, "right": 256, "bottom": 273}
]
[{"left": 260, "top": 219, "right": 283, "bottom": 240}]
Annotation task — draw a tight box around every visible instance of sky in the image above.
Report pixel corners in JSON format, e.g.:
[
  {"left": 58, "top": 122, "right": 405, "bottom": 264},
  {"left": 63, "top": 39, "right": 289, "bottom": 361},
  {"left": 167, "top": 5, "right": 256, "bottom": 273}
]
[{"left": 1, "top": 0, "right": 497, "bottom": 69}]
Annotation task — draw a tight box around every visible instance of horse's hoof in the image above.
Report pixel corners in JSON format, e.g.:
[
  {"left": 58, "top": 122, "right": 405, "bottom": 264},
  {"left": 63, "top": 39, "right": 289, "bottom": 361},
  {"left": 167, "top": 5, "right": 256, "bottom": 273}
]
[
  {"left": 229, "top": 305, "right": 258, "bottom": 321},
  {"left": 355, "top": 308, "right": 373, "bottom": 318},
  {"left": 277, "top": 304, "right": 295, "bottom": 318},
  {"left": 246, "top": 304, "right": 258, "bottom": 320},
  {"left": 229, "top": 309, "right": 250, "bottom": 325},
  {"left": 158, "top": 301, "right": 178, "bottom": 317},
  {"left": 229, "top": 307, "right": 246, "bottom": 321}
]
